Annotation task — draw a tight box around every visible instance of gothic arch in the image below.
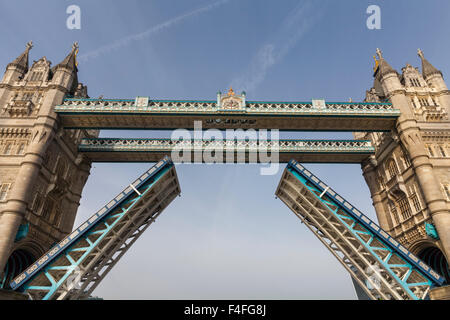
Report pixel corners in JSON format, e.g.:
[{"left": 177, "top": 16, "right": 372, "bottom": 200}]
[
  {"left": 416, "top": 245, "right": 450, "bottom": 285},
  {"left": 0, "top": 240, "right": 44, "bottom": 289},
  {"left": 55, "top": 156, "right": 67, "bottom": 178},
  {"left": 386, "top": 157, "right": 399, "bottom": 180}
]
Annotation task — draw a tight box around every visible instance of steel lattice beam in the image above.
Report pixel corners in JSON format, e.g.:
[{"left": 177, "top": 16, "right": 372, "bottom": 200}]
[
  {"left": 10, "top": 157, "right": 181, "bottom": 300},
  {"left": 55, "top": 98, "right": 399, "bottom": 131},
  {"left": 78, "top": 138, "right": 375, "bottom": 163},
  {"left": 275, "top": 160, "right": 445, "bottom": 300}
]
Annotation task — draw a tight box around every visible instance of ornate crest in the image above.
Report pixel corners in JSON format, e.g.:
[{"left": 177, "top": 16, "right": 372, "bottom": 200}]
[{"left": 217, "top": 87, "right": 246, "bottom": 111}]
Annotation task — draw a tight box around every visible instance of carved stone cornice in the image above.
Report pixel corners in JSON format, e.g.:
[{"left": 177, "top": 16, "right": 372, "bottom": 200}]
[
  {"left": 46, "top": 84, "right": 69, "bottom": 93},
  {"left": 0, "top": 127, "right": 31, "bottom": 139},
  {"left": 0, "top": 83, "right": 12, "bottom": 90},
  {"left": 4, "top": 100, "right": 34, "bottom": 117},
  {"left": 421, "top": 130, "right": 450, "bottom": 142},
  {"left": 435, "top": 89, "right": 450, "bottom": 96},
  {"left": 387, "top": 89, "right": 407, "bottom": 98}
]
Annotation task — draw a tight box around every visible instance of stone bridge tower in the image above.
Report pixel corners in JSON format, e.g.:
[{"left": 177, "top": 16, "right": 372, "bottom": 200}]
[
  {"left": 355, "top": 49, "right": 450, "bottom": 284},
  {"left": 0, "top": 42, "right": 97, "bottom": 288}
]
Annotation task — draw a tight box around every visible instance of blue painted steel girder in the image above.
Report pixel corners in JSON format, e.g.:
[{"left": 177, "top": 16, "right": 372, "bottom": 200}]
[
  {"left": 275, "top": 160, "right": 445, "bottom": 300},
  {"left": 11, "top": 157, "right": 181, "bottom": 300}
]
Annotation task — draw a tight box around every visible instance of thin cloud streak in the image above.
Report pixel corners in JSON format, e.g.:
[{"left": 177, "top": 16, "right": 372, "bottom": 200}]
[
  {"left": 230, "top": 1, "right": 320, "bottom": 93},
  {"left": 78, "top": 0, "right": 230, "bottom": 62}
]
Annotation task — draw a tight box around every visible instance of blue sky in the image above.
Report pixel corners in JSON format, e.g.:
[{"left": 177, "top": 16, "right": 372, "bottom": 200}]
[{"left": 1, "top": 0, "right": 450, "bottom": 299}]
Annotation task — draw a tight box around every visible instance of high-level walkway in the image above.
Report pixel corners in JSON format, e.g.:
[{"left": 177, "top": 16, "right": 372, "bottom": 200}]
[
  {"left": 78, "top": 138, "right": 374, "bottom": 163},
  {"left": 55, "top": 97, "right": 399, "bottom": 131}
]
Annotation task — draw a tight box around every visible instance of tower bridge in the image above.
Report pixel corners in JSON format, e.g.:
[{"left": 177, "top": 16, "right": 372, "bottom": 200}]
[{"left": 0, "top": 43, "right": 449, "bottom": 300}]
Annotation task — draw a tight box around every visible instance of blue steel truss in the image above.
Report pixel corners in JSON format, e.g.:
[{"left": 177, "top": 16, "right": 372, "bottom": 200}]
[
  {"left": 10, "top": 156, "right": 181, "bottom": 300},
  {"left": 54, "top": 97, "right": 399, "bottom": 132},
  {"left": 276, "top": 160, "right": 444, "bottom": 300}
]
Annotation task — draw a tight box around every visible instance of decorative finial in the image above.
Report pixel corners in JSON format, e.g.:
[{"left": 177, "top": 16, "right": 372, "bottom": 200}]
[
  {"left": 376, "top": 48, "right": 383, "bottom": 59},
  {"left": 72, "top": 42, "right": 79, "bottom": 67},
  {"left": 373, "top": 55, "right": 379, "bottom": 71},
  {"left": 417, "top": 48, "right": 424, "bottom": 59},
  {"left": 26, "top": 41, "right": 33, "bottom": 50},
  {"left": 227, "top": 87, "right": 235, "bottom": 96}
]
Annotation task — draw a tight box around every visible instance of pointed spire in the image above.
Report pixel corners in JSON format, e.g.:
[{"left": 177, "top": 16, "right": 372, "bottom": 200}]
[
  {"left": 55, "top": 42, "right": 79, "bottom": 72},
  {"left": 8, "top": 41, "right": 33, "bottom": 72},
  {"left": 418, "top": 48, "right": 442, "bottom": 78},
  {"left": 374, "top": 48, "right": 397, "bottom": 78}
]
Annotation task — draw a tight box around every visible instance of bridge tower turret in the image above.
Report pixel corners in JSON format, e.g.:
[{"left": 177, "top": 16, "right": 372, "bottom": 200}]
[
  {"left": 355, "top": 49, "right": 450, "bottom": 284},
  {"left": 418, "top": 49, "right": 450, "bottom": 116},
  {"left": 0, "top": 43, "right": 97, "bottom": 289}
]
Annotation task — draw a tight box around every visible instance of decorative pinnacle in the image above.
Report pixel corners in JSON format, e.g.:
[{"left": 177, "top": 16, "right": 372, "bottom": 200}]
[
  {"left": 26, "top": 41, "right": 33, "bottom": 50},
  {"left": 417, "top": 48, "right": 425, "bottom": 59},
  {"left": 376, "top": 48, "right": 383, "bottom": 59},
  {"left": 373, "top": 55, "right": 379, "bottom": 72}
]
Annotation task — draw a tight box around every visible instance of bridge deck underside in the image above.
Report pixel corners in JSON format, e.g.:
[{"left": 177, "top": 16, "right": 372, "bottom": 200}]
[
  {"left": 57, "top": 113, "right": 397, "bottom": 131},
  {"left": 81, "top": 151, "right": 372, "bottom": 163}
]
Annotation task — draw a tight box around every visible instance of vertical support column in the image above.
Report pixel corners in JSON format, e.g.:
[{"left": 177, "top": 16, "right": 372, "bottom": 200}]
[{"left": 0, "top": 124, "right": 54, "bottom": 273}]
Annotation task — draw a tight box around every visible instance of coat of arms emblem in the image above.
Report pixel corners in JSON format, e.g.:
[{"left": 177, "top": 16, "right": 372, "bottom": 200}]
[{"left": 217, "top": 88, "right": 246, "bottom": 111}]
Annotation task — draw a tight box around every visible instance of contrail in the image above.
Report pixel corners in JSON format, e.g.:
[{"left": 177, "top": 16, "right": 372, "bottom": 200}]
[
  {"left": 230, "top": 1, "right": 320, "bottom": 93},
  {"left": 78, "top": 0, "right": 230, "bottom": 62}
]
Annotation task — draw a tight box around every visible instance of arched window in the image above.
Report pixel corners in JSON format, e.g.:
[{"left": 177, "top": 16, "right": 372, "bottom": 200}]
[
  {"left": 32, "top": 192, "right": 42, "bottom": 213},
  {"left": 50, "top": 203, "right": 62, "bottom": 226},
  {"left": 418, "top": 97, "right": 429, "bottom": 107},
  {"left": 387, "top": 159, "right": 399, "bottom": 179},
  {"left": 401, "top": 153, "right": 411, "bottom": 168},
  {"left": 438, "top": 145, "right": 446, "bottom": 157},
  {"left": 23, "top": 92, "right": 33, "bottom": 101},
  {"left": 431, "top": 97, "right": 439, "bottom": 106},
  {"left": 3, "top": 143, "right": 12, "bottom": 155},
  {"left": 410, "top": 194, "right": 421, "bottom": 212},
  {"left": 56, "top": 157, "right": 67, "bottom": 178},
  {"left": 397, "top": 197, "right": 412, "bottom": 219},
  {"left": 443, "top": 184, "right": 450, "bottom": 201},
  {"left": 389, "top": 202, "right": 400, "bottom": 224},
  {"left": 17, "top": 143, "right": 26, "bottom": 155},
  {"left": 378, "top": 175, "right": 385, "bottom": 189},
  {"left": 42, "top": 197, "right": 56, "bottom": 221},
  {"left": 0, "top": 184, "right": 11, "bottom": 201},
  {"left": 410, "top": 78, "right": 421, "bottom": 87},
  {"left": 427, "top": 145, "right": 435, "bottom": 157}
]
